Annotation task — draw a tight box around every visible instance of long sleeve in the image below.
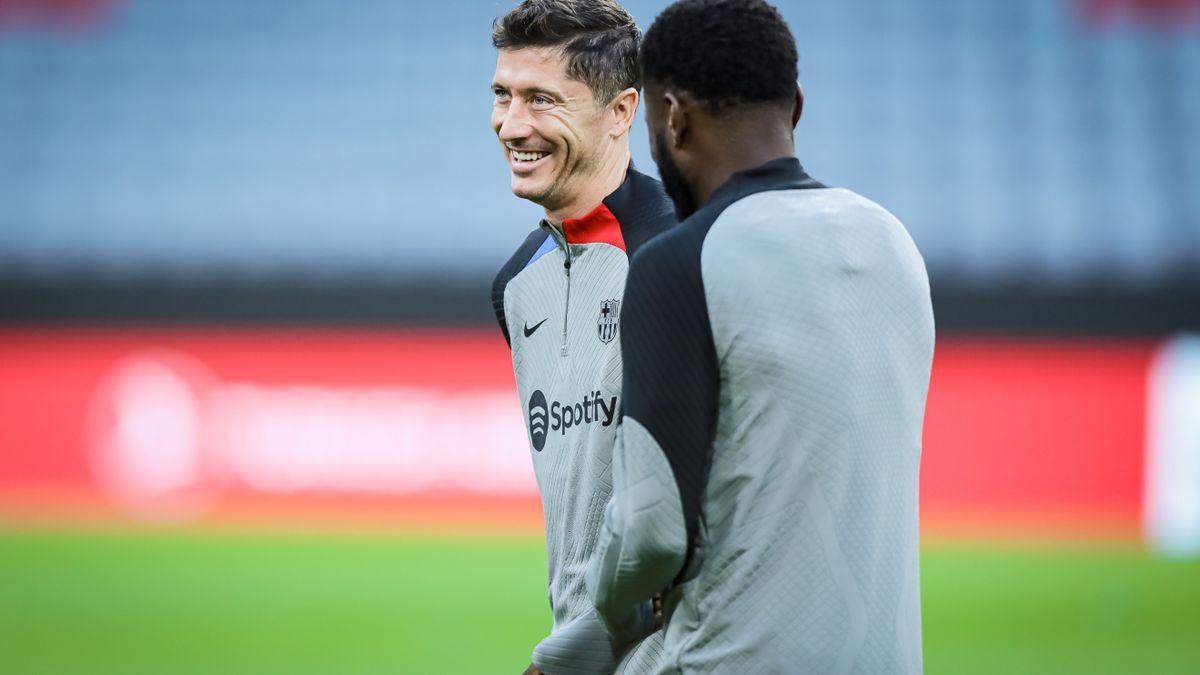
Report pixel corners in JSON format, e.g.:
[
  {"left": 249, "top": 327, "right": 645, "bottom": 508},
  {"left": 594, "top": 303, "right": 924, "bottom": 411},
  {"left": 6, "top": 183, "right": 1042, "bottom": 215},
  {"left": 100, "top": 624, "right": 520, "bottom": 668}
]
[{"left": 588, "top": 222, "right": 720, "bottom": 642}]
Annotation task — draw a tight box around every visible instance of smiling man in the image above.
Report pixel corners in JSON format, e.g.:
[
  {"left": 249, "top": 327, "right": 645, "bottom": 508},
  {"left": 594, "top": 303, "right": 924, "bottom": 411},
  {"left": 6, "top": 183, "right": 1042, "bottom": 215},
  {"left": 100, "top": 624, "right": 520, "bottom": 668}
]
[{"left": 488, "top": 1, "right": 676, "bottom": 673}]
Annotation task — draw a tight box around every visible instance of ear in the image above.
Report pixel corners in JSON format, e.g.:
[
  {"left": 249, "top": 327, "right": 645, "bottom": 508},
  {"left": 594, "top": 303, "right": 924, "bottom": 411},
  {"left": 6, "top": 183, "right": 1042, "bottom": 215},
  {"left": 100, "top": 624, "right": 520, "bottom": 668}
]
[
  {"left": 792, "top": 84, "right": 804, "bottom": 129},
  {"left": 665, "top": 92, "right": 689, "bottom": 150},
  {"left": 608, "top": 87, "right": 639, "bottom": 137}
]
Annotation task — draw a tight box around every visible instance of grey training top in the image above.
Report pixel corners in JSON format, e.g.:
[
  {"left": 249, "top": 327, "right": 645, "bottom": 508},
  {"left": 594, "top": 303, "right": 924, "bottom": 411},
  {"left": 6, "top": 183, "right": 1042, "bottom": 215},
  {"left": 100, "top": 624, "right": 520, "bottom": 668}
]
[
  {"left": 493, "top": 166, "right": 675, "bottom": 673},
  {"left": 589, "top": 158, "right": 936, "bottom": 674}
]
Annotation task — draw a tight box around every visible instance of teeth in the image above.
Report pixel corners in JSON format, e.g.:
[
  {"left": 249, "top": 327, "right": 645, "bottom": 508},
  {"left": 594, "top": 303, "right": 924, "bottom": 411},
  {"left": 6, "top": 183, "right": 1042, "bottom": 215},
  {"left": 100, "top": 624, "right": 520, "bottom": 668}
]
[{"left": 512, "top": 150, "right": 548, "bottom": 162}]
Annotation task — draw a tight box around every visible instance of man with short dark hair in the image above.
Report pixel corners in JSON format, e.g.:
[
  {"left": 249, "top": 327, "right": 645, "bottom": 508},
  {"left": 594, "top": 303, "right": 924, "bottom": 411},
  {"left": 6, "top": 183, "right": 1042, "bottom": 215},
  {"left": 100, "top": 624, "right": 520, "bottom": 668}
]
[
  {"left": 588, "top": 0, "right": 935, "bottom": 671},
  {"left": 489, "top": 1, "right": 675, "bottom": 672}
]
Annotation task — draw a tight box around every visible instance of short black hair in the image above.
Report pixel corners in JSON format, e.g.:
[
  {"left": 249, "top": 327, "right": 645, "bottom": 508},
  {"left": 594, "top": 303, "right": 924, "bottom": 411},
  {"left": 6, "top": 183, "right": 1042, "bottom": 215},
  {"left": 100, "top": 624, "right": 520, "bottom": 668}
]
[
  {"left": 641, "top": 0, "right": 798, "bottom": 109},
  {"left": 492, "top": 0, "right": 641, "bottom": 105}
]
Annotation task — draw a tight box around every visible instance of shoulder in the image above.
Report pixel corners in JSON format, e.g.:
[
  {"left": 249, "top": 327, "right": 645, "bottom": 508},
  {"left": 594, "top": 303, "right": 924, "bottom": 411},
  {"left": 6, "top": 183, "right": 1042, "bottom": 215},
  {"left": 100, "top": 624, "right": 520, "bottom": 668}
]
[
  {"left": 703, "top": 186, "right": 929, "bottom": 296},
  {"left": 491, "top": 227, "right": 551, "bottom": 347},
  {"left": 624, "top": 201, "right": 722, "bottom": 308},
  {"left": 493, "top": 227, "right": 551, "bottom": 294},
  {"left": 713, "top": 187, "right": 903, "bottom": 238}
]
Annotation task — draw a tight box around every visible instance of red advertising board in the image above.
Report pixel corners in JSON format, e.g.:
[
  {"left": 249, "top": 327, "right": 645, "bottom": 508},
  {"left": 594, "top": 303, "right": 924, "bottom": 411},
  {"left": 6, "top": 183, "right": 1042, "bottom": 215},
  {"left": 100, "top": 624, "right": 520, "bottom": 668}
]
[
  {"left": 0, "top": 327, "right": 1158, "bottom": 537},
  {"left": 920, "top": 339, "right": 1155, "bottom": 538}
]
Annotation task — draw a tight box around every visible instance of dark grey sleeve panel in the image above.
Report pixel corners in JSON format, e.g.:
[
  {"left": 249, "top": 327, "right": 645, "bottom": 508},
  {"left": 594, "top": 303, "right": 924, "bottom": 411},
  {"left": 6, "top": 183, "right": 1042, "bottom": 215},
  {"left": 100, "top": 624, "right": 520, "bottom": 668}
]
[
  {"left": 491, "top": 227, "right": 549, "bottom": 347},
  {"left": 620, "top": 219, "right": 720, "bottom": 552}
]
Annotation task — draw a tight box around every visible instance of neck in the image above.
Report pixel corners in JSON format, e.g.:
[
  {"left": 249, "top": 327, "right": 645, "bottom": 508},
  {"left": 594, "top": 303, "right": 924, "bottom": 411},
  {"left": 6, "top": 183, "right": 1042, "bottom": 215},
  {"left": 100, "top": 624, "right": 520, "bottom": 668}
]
[
  {"left": 544, "top": 143, "right": 630, "bottom": 224},
  {"left": 691, "top": 120, "right": 795, "bottom": 209}
]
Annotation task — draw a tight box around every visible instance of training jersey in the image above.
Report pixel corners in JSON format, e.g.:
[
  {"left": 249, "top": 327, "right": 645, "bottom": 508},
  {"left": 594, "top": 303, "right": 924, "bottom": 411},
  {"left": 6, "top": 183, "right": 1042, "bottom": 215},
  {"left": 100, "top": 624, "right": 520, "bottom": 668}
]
[
  {"left": 493, "top": 166, "right": 675, "bottom": 672},
  {"left": 589, "top": 157, "right": 936, "bottom": 674}
]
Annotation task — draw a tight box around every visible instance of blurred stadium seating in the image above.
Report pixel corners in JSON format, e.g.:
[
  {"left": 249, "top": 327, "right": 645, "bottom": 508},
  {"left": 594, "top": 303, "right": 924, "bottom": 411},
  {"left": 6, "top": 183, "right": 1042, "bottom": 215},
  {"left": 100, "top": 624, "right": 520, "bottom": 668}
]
[{"left": 0, "top": 0, "right": 1197, "bottom": 293}]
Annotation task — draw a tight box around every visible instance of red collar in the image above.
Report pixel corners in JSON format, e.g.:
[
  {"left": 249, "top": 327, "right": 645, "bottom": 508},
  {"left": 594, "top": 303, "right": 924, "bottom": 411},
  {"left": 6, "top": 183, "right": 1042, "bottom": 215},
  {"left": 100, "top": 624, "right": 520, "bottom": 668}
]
[{"left": 562, "top": 202, "right": 626, "bottom": 251}]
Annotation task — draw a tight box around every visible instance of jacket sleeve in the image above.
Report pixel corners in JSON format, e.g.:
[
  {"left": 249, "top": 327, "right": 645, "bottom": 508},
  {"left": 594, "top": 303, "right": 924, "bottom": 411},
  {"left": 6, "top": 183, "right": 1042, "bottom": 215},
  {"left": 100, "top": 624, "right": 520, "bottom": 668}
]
[
  {"left": 588, "top": 227, "right": 720, "bottom": 641},
  {"left": 530, "top": 608, "right": 636, "bottom": 674}
]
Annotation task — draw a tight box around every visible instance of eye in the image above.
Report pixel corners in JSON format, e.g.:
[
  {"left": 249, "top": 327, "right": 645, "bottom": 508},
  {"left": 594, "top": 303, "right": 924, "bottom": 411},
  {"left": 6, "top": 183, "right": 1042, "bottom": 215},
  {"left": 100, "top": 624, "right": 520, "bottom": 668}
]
[
  {"left": 493, "top": 88, "right": 511, "bottom": 104},
  {"left": 531, "top": 95, "right": 554, "bottom": 110}
]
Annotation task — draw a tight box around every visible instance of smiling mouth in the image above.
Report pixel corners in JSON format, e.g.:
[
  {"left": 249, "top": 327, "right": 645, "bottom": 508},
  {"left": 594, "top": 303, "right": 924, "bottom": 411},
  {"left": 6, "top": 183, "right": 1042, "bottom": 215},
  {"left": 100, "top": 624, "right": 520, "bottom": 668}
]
[{"left": 510, "top": 149, "right": 550, "bottom": 165}]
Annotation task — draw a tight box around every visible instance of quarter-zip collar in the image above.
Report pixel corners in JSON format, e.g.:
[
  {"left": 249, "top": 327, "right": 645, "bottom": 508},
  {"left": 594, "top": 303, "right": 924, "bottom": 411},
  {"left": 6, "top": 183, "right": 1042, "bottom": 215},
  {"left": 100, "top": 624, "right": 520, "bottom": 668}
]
[
  {"left": 538, "top": 162, "right": 677, "bottom": 258},
  {"left": 705, "top": 156, "right": 824, "bottom": 212},
  {"left": 534, "top": 163, "right": 676, "bottom": 359},
  {"left": 542, "top": 218, "right": 569, "bottom": 250},
  {"left": 561, "top": 202, "right": 626, "bottom": 251}
]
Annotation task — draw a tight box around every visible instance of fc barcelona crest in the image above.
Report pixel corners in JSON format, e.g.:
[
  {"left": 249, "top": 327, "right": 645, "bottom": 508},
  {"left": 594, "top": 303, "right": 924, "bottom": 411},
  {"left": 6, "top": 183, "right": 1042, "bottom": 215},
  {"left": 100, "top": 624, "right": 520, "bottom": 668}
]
[{"left": 597, "top": 299, "right": 620, "bottom": 345}]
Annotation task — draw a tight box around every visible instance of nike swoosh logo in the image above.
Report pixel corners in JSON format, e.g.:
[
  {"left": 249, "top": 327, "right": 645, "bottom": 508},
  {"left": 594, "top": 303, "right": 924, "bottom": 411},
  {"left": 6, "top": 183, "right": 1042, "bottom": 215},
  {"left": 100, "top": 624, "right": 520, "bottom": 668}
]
[{"left": 523, "top": 318, "right": 549, "bottom": 338}]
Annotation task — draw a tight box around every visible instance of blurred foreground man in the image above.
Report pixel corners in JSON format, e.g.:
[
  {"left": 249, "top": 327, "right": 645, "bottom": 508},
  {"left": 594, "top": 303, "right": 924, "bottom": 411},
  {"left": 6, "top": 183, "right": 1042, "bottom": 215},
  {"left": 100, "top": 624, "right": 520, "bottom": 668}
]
[
  {"left": 588, "top": 0, "right": 936, "bottom": 672},
  {"left": 488, "top": 1, "right": 675, "bottom": 672}
]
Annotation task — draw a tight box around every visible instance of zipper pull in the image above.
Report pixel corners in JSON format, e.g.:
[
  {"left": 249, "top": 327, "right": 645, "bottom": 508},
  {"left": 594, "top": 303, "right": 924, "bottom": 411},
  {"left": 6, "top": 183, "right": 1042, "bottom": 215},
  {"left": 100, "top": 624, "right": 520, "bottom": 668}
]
[{"left": 561, "top": 249, "right": 571, "bottom": 356}]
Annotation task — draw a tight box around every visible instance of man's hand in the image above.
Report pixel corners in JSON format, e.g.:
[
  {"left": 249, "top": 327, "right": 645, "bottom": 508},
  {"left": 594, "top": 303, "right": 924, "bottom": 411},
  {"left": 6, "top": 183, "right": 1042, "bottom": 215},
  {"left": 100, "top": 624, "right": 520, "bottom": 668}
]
[{"left": 522, "top": 663, "right": 544, "bottom": 675}]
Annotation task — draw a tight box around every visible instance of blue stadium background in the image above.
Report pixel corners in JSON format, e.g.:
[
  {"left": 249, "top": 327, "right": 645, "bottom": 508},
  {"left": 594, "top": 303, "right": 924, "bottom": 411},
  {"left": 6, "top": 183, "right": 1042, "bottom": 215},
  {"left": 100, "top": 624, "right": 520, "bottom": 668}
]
[{"left": 2, "top": 0, "right": 1197, "bottom": 331}]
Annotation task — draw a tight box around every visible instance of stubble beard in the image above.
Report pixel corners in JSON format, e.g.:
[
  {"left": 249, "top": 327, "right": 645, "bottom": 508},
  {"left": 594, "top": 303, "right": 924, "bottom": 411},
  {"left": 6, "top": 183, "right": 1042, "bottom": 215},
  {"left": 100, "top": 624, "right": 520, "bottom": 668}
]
[
  {"left": 520, "top": 144, "right": 604, "bottom": 215},
  {"left": 651, "top": 131, "right": 698, "bottom": 221}
]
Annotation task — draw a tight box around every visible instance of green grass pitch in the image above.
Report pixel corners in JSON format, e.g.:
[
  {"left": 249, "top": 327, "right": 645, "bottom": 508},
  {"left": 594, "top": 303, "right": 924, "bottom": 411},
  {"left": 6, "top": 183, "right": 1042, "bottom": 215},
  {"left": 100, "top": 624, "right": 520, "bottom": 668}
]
[{"left": 2, "top": 528, "right": 1198, "bottom": 674}]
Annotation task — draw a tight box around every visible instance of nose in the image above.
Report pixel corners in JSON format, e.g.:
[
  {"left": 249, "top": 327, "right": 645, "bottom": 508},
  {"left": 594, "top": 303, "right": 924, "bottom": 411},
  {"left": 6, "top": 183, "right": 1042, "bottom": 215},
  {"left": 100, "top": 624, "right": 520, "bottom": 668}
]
[{"left": 496, "top": 99, "right": 534, "bottom": 144}]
